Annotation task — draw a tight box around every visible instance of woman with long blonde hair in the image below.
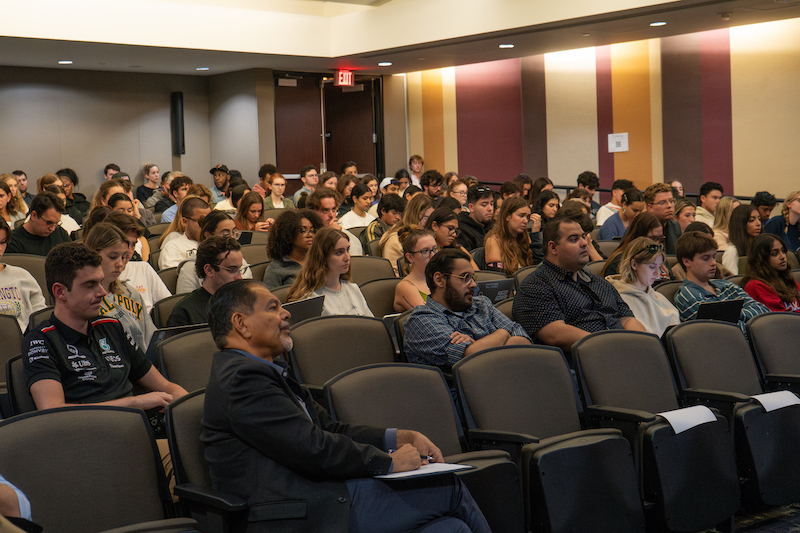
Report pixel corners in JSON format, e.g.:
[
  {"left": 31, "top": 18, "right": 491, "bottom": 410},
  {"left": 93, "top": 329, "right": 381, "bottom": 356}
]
[
  {"left": 380, "top": 194, "right": 435, "bottom": 273},
  {"left": 484, "top": 197, "right": 534, "bottom": 276},
  {"left": 287, "top": 227, "right": 373, "bottom": 316},
  {"left": 0, "top": 173, "right": 28, "bottom": 215},
  {"left": 711, "top": 196, "right": 741, "bottom": 251},
  {"left": 764, "top": 190, "right": 800, "bottom": 253}
]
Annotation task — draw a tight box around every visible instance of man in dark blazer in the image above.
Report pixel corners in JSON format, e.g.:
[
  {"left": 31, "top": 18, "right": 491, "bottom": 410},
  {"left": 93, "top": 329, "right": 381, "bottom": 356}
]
[{"left": 201, "top": 280, "right": 490, "bottom": 533}]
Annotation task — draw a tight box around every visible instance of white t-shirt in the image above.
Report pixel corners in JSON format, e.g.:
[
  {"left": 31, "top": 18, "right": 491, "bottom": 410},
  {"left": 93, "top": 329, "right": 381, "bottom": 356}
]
[
  {"left": 596, "top": 202, "right": 622, "bottom": 226},
  {"left": 120, "top": 260, "right": 172, "bottom": 316},
  {"left": 339, "top": 210, "right": 376, "bottom": 230},
  {"left": 0, "top": 264, "right": 47, "bottom": 330},
  {"left": 311, "top": 281, "right": 374, "bottom": 317},
  {"left": 175, "top": 258, "right": 254, "bottom": 295},
  {"left": 159, "top": 233, "right": 199, "bottom": 270}
]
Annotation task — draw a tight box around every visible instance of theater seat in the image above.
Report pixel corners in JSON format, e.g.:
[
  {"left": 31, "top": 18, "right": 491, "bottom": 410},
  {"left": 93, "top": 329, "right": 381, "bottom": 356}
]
[{"left": 747, "top": 312, "right": 800, "bottom": 394}]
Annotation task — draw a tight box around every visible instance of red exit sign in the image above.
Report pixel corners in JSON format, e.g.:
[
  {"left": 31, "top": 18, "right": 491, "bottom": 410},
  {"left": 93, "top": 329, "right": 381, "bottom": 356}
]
[{"left": 335, "top": 70, "right": 354, "bottom": 87}]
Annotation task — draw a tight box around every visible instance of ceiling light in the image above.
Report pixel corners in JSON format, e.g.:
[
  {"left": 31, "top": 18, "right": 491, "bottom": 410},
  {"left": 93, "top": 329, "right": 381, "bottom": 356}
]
[
  {"left": 650, "top": 21, "right": 667, "bottom": 27},
  {"left": 377, "top": 62, "right": 392, "bottom": 67},
  {"left": 196, "top": 67, "right": 209, "bottom": 71},
  {"left": 58, "top": 60, "right": 73, "bottom": 65},
  {"left": 499, "top": 44, "right": 515, "bottom": 49}
]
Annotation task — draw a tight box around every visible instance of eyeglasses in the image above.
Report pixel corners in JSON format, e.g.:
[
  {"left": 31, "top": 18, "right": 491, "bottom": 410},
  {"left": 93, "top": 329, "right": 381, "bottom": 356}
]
[
  {"left": 219, "top": 229, "right": 242, "bottom": 239},
  {"left": 299, "top": 227, "right": 316, "bottom": 236},
  {"left": 445, "top": 272, "right": 475, "bottom": 284},
  {"left": 441, "top": 224, "right": 461, "bottom": 236},
  {"left": 451, "top": 190, "right": 468, "bottom": 196},
  {"left": 186, "top": 216, "right": 205, "bottom": 225},
  {"left": 212, "top": 264, "right": 248, "bottom": 275},
  {"left": 411, "top": 246, "right": 440, "bottom": 259},
  {"left": 41, "top": 218, "right": 62, "bottom": 228},
  {"left": 654, "top": 198, "right": 676, "bottom": 207}
]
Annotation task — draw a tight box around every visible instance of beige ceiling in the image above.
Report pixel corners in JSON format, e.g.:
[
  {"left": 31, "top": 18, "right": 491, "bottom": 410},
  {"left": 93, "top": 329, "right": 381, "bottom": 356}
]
[{"left": 0, "top": 0, "right": 798, "bottom": 76}]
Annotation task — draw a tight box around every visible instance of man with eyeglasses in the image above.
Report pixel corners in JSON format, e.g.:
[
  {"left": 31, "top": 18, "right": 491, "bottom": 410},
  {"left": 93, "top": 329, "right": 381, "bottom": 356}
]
[
  {"left": 644, "top": 183, "right": 682, "bottom": 255},
  {"left": 514, "top": 215, "right": 645, "bottom": 357},
  {"left": 8, "top": 192, "right": 72, "bottom": 256},
  {"left": 420, "top": 170, "right": 444, "bottom": 203},
  {"left": 159, "top": 197, "right": 212, "bottom": 269},
  {"left": 404, "top": 248, "right": 531, "bottom": 373},
  {"left": 168, "top": 236, "right": 245, "bottom": 327},
  {"left": 456, "top": 185, "right": 495, "bottom": 251}
]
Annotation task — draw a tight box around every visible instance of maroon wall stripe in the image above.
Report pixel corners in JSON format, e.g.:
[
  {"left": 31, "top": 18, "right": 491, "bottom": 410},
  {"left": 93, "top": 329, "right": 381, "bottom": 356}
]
[
  {"left": 661, "top": 34, "right": 704, "bottom": 194},
  {"left": 595, "top": 45, "right": 614, "bottom": 203},
  {"left": 700, "top": 29, "right": 734, "bottom": 194},
  {"left": 455, "top": 59, "right": 524, "bottom": 184},
  {"left": 520, "top": 55, "right": 548, "bottom": 180}
]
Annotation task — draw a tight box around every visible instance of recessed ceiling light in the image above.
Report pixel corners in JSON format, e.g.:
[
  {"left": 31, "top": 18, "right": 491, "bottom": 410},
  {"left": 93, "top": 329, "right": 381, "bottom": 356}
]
[
  {"left": 58, "top": 60, "right": 73, "bottom": 65},
  {"left": 499, "top": 44, "right": 515, "bottom": 49},
  {"left": 582, "top": 33, "right": 591, "bottom": 37},
  {"left": 196, "top": 67, "right": 209, "bottom": 71},
  {"left": 650, "top": 21, "right": 667, "bottom": 27},
  {"left": 378, "top": 62, "right": 392, "bottom": 67}
]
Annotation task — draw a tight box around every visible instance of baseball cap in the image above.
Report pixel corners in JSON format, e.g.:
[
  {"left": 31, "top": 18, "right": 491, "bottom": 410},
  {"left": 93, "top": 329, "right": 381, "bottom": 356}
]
[
  {"left": 210, "top": 164, "right": 229, "bottom": 175},
  {"left": 380, "top": 177, "right": 399, "bottom": 189}
]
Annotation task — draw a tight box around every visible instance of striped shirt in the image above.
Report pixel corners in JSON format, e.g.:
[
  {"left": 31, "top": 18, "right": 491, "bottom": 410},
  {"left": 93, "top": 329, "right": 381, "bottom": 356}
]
[{"left": 674, "top": 279, "right": 769, "bottom": 331}]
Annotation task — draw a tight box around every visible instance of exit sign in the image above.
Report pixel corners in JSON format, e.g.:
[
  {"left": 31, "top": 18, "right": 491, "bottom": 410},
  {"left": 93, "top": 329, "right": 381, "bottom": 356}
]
[{"left": 335, "top": 70, "right": 354, "bottom": 87}]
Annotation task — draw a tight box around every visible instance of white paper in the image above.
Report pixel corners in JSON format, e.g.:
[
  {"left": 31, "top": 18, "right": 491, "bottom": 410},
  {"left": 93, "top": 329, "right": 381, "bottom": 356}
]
[
  {"left": 657, "top": 405, "right": 716, "bottom": 434},
  {"left": 375, "top": 462, "right": 475, "bottom": 480},
  {"left": 608, "top": 132, "right": 629, "bottom": 153},
  {"left": 752, "top": 390, "right": 800, "bottom": 413}
]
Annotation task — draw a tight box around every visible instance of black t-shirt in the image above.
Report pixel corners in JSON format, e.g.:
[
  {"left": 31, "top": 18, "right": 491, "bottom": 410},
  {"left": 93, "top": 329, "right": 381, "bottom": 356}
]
[
  {"left": 167, "top": 287, "right": 211, "bottom": 327},
  {"left": 8, "top": 225, "right": 72, "bottom": 256},
  {"left": 154, "top": 198, "right": 175, "bottom": 214},
  {"left": 137, "top": 185, "right": 157, "bottom": 204},
  {"left": 24, "top": 314, "right": 153, "bottom": 404}
]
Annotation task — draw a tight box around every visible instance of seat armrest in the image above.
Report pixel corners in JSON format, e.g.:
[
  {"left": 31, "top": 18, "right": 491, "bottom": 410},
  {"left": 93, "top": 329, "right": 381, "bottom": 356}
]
[
  {"left": 467, "top": 428, "right": 539, "bottom": 445},
  {"left": 765, "top": 374, "right": 800, "bottom": 386},
  {"left": 585, "top": 405, "right": 656, "bottom": 423},
  {"left": 174, "top": 483, "right": 248, "bottom": 513},
  {"left": 682, "top": 388, "right": 751, "bottom": 403}
]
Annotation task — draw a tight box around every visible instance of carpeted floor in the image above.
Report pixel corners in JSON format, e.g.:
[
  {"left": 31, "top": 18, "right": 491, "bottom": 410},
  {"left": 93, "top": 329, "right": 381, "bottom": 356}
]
[{"left": 734, "top": 504, "right": 800, "bottom": 532}]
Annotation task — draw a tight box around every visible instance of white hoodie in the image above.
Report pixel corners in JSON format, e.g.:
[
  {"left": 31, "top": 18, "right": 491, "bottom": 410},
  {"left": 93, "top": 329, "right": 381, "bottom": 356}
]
[{"left": 606, "top": 275, "right": 680, "bottom": 336}]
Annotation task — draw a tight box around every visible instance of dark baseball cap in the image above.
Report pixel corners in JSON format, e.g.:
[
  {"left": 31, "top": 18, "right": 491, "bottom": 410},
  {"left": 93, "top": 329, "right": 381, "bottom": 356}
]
[{"left": 210, "top": 164, "right": 229, "bottom": 175}]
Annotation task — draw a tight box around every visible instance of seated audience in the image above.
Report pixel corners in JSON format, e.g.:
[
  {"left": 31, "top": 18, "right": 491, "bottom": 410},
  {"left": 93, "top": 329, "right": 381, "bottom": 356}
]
[
  {"left": 0, "top": 174, "right": 28, "bottom": 216},
  {"left": 176, "top": 211, "right": 253, "bottom": 294},
  {"left": 214, "top": 182, "right": 249, "bottom": 213},
  {"left": 23, "top": 242, "right": 188, "bottom": 410},
  {"left": 159, "top": 197, "right": 211, "bottom": 269},
  {"left": 764, "top": 190, "right": 800, "bottom": 253},
  {"left": 595, "top": 179, "right": 632, "bottom": 226},
  {"left": 643, "top": 182, "right": 682, "bottom": 254},
  {"left": 484, "top": 197, "right": 535, "bottom": 276},
  {"left": 670, "top": 180, "right": 685, "bottom": 197},
  {"left": 558, "top": 204, "right": 603, "bottom": 262},
  {"left": 144, "top": 171, "right": 175, "bottom": 209},
  {"left": 202, "top": 280, "right": 490, "bottom": 533},
  {"left": 381, "top": 194, "right": 435, "bottom": 273},
  {"left": 319, "top": 171, "right": 339, "bottom": 192},
  {"left": 253, "top": 163, "right": 276, "bottom": 199},
  {"left": 56, "top": 168, "right": 90, "bottom": 221},
  {"left": 425, "top": 207, "right": 479, "bottom": 271},
  {"left": 263, "top": 173, "right": 295, "bottom": 210},
  {"left": 107, "top": 194, "right": 150, "bottom": 261},
  {"left": 419, "top": 170, "right": 444, "bottom": 203},
  {"left": 13, "top": 169, "right": 33, "bottom": 209},
  {"left": 89, "top": 179, "right": 126, "bottom": 213},
  {"left": 0, "top": 218, "right": 47, "bottom": 330},
  {"left": 514, "top": 215, "right": 645, "bottom": 354},
  {"left": 168, "top": 236, "right": 244, "bottom": 327},
  {"left": 339, "top": 183, "right": 376, "bottom": 230},
  {"left": 711, "top": 196, "right": 740, "bottom": 252},
  {"left": 722, "top": 204, "right": 761, "bottom": 275},
  {"left": 45, "top": 185, "right": 81, "bottom": 234},
  {"left": 36, "top": 173, "right": 62, "bottom": 194},
  {"left": 368, "top": 177, "right": 401, "bottom": 218},
  {"left": 210, "top": 164, "right": 230, "bottom": 204},
  {"left": 361, "top": 174, "right": 379, "bottom": 206},
  {"left": 7, "top": 192, "right": 72, "bottom": 256},
  {"left": 85, "top": 223, "right": 157, "bottom": 351},
  {"left": 307, "top": 187, "right": 364, "bottom": 256},
  {"left": 527, "top": 176, "right": 554, "bottom": 207},
  {"left": 606, "top": 237, "right": 680, "bottom": 336},
  {"left": 456, "top": 185, "right": 494, "bottom": 251},
  {"left": 743, "top": 233, "right": 800, "bottom": 312},
  {"left": 159, "top": 175, "right": 194, "bottom": 221},
  {"left": 0, "top": 181, "right": 25, "bottom": 227},
  {"left": 336, "top": 174, "right": 359, "bottom": 217},
  {"left": 137, "top": 163, "right": 160, "bottom": 203},
  {"left": 695, "top": 181, "right": 724, "bottom": 227},
  {"left": 404, "top": 249, "right": 531, "bottom": 372},
  {"left": 234, "top": 191, "right": 273, "bottom": 233},
  {"left": 598, "top": 189, "right": 645, "bottom": 241},
  {"left": 445, "top": 179, "right": 469, "bottom": 210},
  {"left": 564, "top": 188, "right": 593, "bottom": 211},
  {"left": 262, "top": 209, "right": 324, "bottom": 290},
  {"left": 673, "top": 198, "right": 697, "bottom": 234},
  {"left": 603, "top": 212, "right": 669, "bottom": 278},
  {"left": 576, "top": 171, "right": 601, "bottom": 216},
  {"left": 674, "top": 231, "right": 769, "bottom": 331},
  {"left": 394, "top": 228, "right": 436, "bottom": 312},
  {"left": 751, "top": 191, "right": 777, "bottom": 225},
  {"left": 287, "top": 227, "right": 373, "bottom": 316},
  {"left": 403, "top": 185, "right": 422, "bottom": 202},
  {"left": 186, "top": 183, "right": 213, "bottom": 205},
  {"left": 362, "top": 193, "right": 404, "bottom": 249},
  {"left": 514, "top": 173, "right": 533, "bottom": 199},
  {"left": 395, "top": 168, "right": 411, "bottom": 195},
  {"left": 532, "top": 190, "right": 560, "bottom": 229}
]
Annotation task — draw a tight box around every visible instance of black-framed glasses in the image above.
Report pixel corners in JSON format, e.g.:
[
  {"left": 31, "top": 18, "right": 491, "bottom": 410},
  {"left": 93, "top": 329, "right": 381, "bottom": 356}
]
[
  {"left": 441, "top": 224, "right": 461, "bottom": 236},
  {"left": 411, "top": 246, "right": 440, "bottom": 259},
  {"left": 212, "top": 264, "right": 248, "bottom": 275},
  {"left": 445, "top": 272, "right": 475, "bottom": 284}
]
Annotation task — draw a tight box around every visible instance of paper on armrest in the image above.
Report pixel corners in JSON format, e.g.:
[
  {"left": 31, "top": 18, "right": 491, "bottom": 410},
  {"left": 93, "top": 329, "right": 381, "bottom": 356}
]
[
  {"left": 657, "top": 405, "right": 716, "bottom": 434},
  {"left": 752, "top": 390, "right": 800, "bottom": 412},
  {"left": 375, "top": 463, "right": 475, "bottom": 480}
]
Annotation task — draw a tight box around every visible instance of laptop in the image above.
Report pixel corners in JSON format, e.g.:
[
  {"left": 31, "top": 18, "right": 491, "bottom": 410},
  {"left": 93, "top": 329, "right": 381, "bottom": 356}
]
[
  {"left": 696, "top": 299, "right": 744, "bottom": 324},
  {"left": 144, "top": 323, "right": 209, "bottom": 364},
  {"left": 283, "top": 295, "right": 326, "bottom": 326},
  {"left": 474, "top": 278, "right": 516, "bottom": 303}
]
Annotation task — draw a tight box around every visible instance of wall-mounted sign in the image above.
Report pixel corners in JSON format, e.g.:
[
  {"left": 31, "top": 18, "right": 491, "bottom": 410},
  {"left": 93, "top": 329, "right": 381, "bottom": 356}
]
[
  {"left": 335, "top": 70, "right": 354, "bottom": 87},
  {"left": 608, "top": 133, "right": 629, "bottom": 153}
]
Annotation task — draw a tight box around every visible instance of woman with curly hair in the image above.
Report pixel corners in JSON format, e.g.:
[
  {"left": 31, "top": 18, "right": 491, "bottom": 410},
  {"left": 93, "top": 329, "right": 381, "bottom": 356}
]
[
  {"left": 482, "top": 198, "right": 533, "bottom": 276},
  {"left": 262, "top": 209, "right": 324, "bottom": 290},
  {"left": 743, "top": 233, "right": 800, "bottom": 312},
  {"left": 287, "top": 227, "right": 373, "bottom": 316}
]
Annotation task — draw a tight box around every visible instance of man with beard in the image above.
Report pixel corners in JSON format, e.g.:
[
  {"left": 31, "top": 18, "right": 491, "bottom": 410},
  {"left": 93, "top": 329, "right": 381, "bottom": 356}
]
[
  {"left": 404, "top": 248, "right": 530, "bottom": 372},
  {"left": 513, "top": 215, "right": 645, "bottom": 356}
]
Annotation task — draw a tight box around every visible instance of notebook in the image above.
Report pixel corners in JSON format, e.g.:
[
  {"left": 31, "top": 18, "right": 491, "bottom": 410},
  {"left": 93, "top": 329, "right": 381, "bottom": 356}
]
[{"left": 283, "top": 295, "right": 326, "bottom": 326}]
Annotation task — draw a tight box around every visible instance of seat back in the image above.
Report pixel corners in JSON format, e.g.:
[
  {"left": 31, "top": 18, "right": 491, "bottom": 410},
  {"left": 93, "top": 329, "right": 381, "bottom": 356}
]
[
  {"left": 348, "top": 225, "right": 368, "bottom": 239},
  {"left": 147, "top": 222, "right": 171, "bottom": 237},
  {"left": 358, "top": 278, "right": 402, "bottom": 318},
  {"left": 349, "top": 256, "right": 396, "bottom": 285},
  {"left": 585, "top": 260, "right": 606, "bottom": 277},
  {"left": 789, "top": 252, "right": 800, "bottom": 270},
  {"left": 325, "top": 363, "right": 465, "bottom": 456},
  {"left": 494, "top": 297, "right": 513, "bottom": 321},
  {"left": 665, "top": 320, "right": 763, "bottom": 396},
  {"left": 239, "top": 243, "right": 269, "bottom": 265},
  {"left": 470, "top": 247, "right": 486, "bottom": 270},
  {"left": 271, "top": 284, "right": 292, "bottom": 303},
  {"left": 726, "top": 275, "right": 745, "bottom": 287},
  {"left": 28, "top": 305, "right": 54, "bottom": 332},
  {"left": 157, "top": 266, "right": 179, "bottom": 295},
  {"left": 473, "top": 270, "right": 507, "bottom": 282},
  {"left": 241, "top": 230, "right": 269, "bottom": 245},
  {"left": 454, "top": 346, "right": 582, "bottom": 438},
  {"left": 158, "top": 329, "right": 217, "bottom": 393},
  {"left": 0, "top": 315, "right": 22, "bottom": 385},
  {"left": 367, "top": 238, "right": 381, "bottom": 257},
  {"left": 165, "top": 390, "right": 210, "bottom": 488},
  {"left": 2, "top": 254, "right": 50, "bottom": 305},
  {"left": 747, "top": 312, "right": 800, "bottom": 378},
  {"left": 289, "top": 316, "right": 396, "bottom": 387},
  {"left": 149, "top": 248, "right": 162, "bottom": 269},
  {"left": 152, "top": 293, "right": 188, "bottom": 328},
  {"left": 393, "top": 309, "right": 413, "bottom": 362},
  {"left": 595, "top": 240, "right": 619, "bottom": 258},
  {"left": 263, "top": 208, "right": 288, "bottom": 222},
  {"left": 6, "top": 355, "right": 35, "bottom": 416},
  {"left": 514, "top": 265, "right": 537, "bottom": 290},
  {"left": 0, "top": 406, "right": 171, "bottom": 532},
  {"left": 573, "top": 330, "right": 680, "bottom": 413},
  {"left": 249, "top": 261, "right": 270, "bottom": 283},
  {"left": 654, "top": 280, "right": 683, "bottom": 304}
]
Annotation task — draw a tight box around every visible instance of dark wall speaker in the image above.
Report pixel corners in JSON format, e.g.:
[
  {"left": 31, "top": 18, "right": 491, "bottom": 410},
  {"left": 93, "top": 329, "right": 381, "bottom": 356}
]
[{"left": 171, "top": 91, "right": 185, "bottom": 155}]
